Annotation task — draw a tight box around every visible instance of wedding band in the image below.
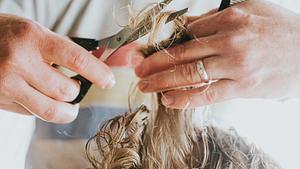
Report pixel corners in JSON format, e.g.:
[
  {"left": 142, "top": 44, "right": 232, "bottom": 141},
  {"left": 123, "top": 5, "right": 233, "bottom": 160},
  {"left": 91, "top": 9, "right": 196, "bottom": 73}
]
[{"left": 196, "top": 60, "right": 210, "bottom": 83}]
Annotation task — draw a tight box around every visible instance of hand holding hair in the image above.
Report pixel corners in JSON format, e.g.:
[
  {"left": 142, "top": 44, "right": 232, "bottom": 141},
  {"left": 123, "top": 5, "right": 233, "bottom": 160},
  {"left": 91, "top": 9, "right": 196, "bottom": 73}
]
[{"left": 135, "top": 0, "right": 300, "bottom": 109}]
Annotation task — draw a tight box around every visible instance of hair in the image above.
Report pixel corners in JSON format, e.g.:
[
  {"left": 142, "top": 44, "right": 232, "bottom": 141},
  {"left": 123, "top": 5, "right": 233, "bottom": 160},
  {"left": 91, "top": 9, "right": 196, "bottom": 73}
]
[{"left": 85, "top": 4, "right": 281, "bottom": 169}]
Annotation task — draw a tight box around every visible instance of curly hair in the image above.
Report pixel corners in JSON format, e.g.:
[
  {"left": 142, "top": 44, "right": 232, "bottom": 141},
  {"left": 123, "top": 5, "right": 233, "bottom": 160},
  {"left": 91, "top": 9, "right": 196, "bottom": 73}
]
[
  {"left": 85, "top": 6, "right": 281, "bottom": 169},
  {"left": 85, "top": 100, "right": 280, "bottom": 169}
]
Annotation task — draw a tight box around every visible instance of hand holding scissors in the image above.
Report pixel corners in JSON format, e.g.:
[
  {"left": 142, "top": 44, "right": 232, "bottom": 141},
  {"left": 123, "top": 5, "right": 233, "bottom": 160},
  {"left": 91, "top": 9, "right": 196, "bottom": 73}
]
[{"left": 70, "top": 0, "right": 188, "bottom": 104}]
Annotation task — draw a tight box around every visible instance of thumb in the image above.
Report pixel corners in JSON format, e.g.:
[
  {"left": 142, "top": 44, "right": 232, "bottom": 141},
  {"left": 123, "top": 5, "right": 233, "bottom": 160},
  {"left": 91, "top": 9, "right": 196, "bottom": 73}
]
[{"left": 93, "top": 43, "right": 144, "bottom": 68}]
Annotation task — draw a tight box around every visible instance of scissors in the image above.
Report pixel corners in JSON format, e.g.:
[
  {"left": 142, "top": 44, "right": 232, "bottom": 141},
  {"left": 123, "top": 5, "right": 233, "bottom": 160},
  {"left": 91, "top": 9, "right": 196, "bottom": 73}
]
[
  {"left": 69, "top": 0, "right": 245, "bottom": 104},
  {"left": 69, "top": 0, "right": 188, "bottom": 104}
]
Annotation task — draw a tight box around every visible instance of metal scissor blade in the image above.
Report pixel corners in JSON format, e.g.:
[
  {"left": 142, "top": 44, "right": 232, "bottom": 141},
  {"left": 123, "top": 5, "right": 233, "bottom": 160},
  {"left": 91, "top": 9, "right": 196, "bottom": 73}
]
[
  {"left": 96, "top": 36, "right": 118, "bottom": 61},
  {"left": 99, "top": 48, "right": 118, "bottom": 61},
  {"left": 94, "top": 0, "right": 179, "bottom": 62},
  {"left": 125, "top": 8, "right": 189, "bottom": 45},
  {"left": 97, "top": 28, "right": 132, "bottom": 49},
  {"left": 165, "top": 8, "right": 188, "bottom": 23},
  {"left": 96, "top": 28, "right": 133, "bottom": 61},
  {"left": 135, "top": 0, "right": 173, "bottom": 25}
]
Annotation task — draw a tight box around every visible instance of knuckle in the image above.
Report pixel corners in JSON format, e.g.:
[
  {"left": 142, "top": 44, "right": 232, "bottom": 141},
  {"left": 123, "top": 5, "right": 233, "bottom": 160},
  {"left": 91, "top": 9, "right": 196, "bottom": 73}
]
[
  {"left": 0, "top": 43, "right": 14, "bottom": 58},
  {"left": 70, "top": 52, "right": 90, "bottom": 71},
  {"left": 153, "top": 75, "right": 166, "bottom": 89},
  {"left": 235, "top": 52, "right": 252, "bottom": 75},
  {"left": 0, "top": 74, "right": 21, "bottom": 98},
  {"left": 224, "top": 33, "right": 240, "bottom": 49},
  {"left": 12, "top": 20, "right": 37, "bottom": 38},
  {"left": 0, "top": 56, "right": 32, "bottom": 81},
  {"left": 203, "top": 88, "right": 216, "bottom": 104},
  {"left": 173, "top": 43, "right": 187, "bottom": 61},
  {"left": 223, "top": 7, "right": 244, "bottom": 23},
  {"left": 222, "top": 33, "right": 242, "bottom": 51},
  {"left": 0, "top": 75, "right": 12, "bottom": 96},
  {"left": 243, "top": 14, "right": 255, "bottom": 27}
]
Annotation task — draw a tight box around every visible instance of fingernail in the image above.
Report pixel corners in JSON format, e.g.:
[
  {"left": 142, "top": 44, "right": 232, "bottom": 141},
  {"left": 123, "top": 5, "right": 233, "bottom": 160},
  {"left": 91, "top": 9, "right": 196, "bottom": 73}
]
[
  {"left": 68, "top": 104, "right": 80, "bottom": 123},
  {"left": 131, "top": 55, "right": 144, "bottom": 67},
  {"left": 135, "top": 64, "right": 144, "bottom": 77},
  {"left": 162, "top": 94, "right": 175, "bottom": 106},
  {"left": 139, "top": 80, "right": 149, "bottom": 91},
  {"left": 127, "top": 50, "right": 144, "bottom": 67},
  {"left": 74, "top": 103, "right": 80, "bottom": 109},
  {"left": 57, "top": 104, "right": 80, "bottom": 124},
  {"left": 104, "top": 74, "right": 116, "bottom": 89}
]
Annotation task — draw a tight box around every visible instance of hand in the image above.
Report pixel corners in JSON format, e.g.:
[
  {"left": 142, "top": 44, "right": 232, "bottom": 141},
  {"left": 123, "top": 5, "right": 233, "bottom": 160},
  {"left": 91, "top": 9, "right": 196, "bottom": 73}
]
[
  {"left": 135, "top": 0, "right": 300, "bottom": 109},
  {"left": 0, "top": 14, "right": 138, "bottom": 123}
]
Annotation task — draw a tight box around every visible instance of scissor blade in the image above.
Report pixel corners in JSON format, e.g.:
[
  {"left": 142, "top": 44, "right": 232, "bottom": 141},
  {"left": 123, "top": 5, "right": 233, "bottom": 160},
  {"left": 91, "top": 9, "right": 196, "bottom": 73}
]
[
  {"left": 99, "top": 48, "right": 118, "bottom": 61},
  {"left": 165, "top": 8, "right": 188, "bottom": 23},
  {"left": 125, "top": 8, "right": 189, "bottom": 45},
  {"left": 96, "top": 37, "right": 118, "bottom": 61},
  {"left": 95, "top": 0, "right": 183, "bottom": 62},
  {"left": 135, "top": 0, "right": 173, "bottom": 25},
  {"left": 96, "top": 28, "right": 134, "bottom": 61}
]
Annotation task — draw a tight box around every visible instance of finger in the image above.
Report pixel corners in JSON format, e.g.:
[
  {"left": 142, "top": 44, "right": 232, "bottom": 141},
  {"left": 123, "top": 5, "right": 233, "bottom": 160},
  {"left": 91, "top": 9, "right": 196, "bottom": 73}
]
[
  {"left": 188, "top": 7, "right": 250, "bottom": 38},
  {"left": 0, "top": 102, "right": 31, "bottom": 115},
  {"left": 24, "top": 63, "right": 80, "bottom": 102},
  {"left": 15, "top": 80, "right": 79, "bottom": 124},
  {"left": 138, "top": 56, "right": 231, "bottom": 92},
  {"left": 93, "top": 43, "right": 144, "bottom": 68},
  {"left": 42, "top": 33, "right": 115, "bottom": 89},
  {"left": 135, "top": 35, "right": 223, "bottom": 78},
  {"left": 161, "top": 80, "right": 239, "bottom": 109},
  {"left": 187, "top": 12, "right": 220, "bottom": 38}
]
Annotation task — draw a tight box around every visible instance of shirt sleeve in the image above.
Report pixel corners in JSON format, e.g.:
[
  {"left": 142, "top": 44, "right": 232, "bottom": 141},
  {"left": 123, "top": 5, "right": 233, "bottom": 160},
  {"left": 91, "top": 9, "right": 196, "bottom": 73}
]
[{"left": 0, "top": 0, "right": 73, "bottom": 29}]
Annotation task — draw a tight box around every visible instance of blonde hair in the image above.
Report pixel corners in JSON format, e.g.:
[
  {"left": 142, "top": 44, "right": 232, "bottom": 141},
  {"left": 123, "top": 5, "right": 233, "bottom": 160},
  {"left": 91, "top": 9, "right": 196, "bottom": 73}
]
[{"left": 85, "top": 7, "right": 281, "bottom": 169}]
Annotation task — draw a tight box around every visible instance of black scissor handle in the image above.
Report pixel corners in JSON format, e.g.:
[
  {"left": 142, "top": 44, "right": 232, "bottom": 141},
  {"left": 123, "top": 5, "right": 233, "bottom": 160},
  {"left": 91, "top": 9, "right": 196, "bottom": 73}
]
[
  {"left": 71, "top": 37, "right": 99, "bottom": 51},
  {"left": 219, "top": 0, "right": 231, "bottom": 11},
  {"left": 70, "top": 74, "right": 92, "bottom": 104},
  {"left": 68, "top": 37, "right": 98, "bottom": 104}
]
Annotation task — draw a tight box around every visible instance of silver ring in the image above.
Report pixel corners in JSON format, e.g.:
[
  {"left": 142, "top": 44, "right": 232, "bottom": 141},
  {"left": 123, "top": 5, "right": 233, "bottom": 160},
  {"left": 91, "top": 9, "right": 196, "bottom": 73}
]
[{"left": 196, "top": 60, "right": 210, "bottom": 83}]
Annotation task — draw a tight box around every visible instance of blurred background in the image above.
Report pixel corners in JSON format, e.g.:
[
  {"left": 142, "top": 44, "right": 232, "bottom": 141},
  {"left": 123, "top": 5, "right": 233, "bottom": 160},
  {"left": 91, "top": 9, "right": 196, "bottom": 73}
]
[{"left": 0, "top": 0, "right": 299, "bottom": 169}]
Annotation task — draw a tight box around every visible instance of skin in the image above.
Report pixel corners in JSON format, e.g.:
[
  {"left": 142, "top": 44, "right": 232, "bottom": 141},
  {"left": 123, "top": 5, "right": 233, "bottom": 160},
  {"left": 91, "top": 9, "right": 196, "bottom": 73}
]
[
  {"left": 0, "top": 14, "right": 141, "bottom": 123},
  {"left": 135, "top": 0, "right": 300, "bottom": 109}
]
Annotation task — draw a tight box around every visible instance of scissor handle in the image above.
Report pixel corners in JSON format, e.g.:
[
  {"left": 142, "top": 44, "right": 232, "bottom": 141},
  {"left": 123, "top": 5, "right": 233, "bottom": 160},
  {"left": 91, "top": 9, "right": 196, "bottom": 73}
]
[
  {"left": 219, "top": 0, "right": 231, "bottom": 11},
  {"left": 67, "top": 37, "right": 98, "bottom": 104},
  {"left": 69, "top": 74, "right": 92, "bottom": 104}
]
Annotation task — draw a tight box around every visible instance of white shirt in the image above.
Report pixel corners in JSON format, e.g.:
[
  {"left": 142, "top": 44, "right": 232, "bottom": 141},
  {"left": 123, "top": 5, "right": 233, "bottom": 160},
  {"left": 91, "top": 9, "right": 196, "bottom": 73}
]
[{"left": 0, "top": 0, "right": 299, "bottom": 169}]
